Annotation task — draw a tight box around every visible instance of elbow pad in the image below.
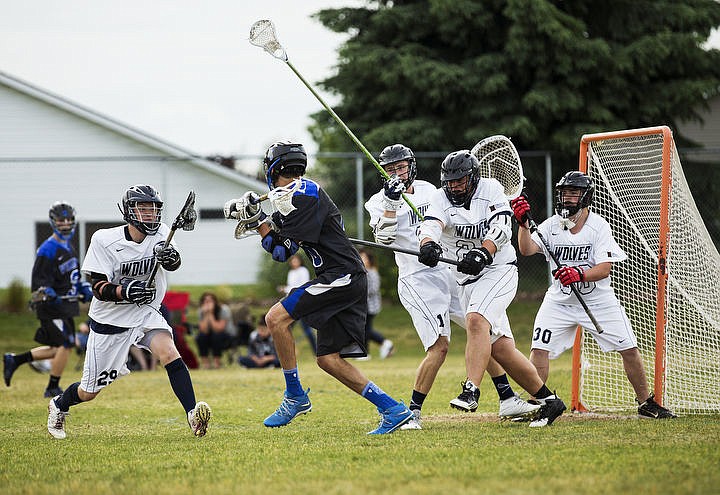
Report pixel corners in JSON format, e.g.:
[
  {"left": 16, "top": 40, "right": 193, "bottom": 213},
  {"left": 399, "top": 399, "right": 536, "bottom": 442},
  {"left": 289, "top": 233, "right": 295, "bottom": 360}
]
[
  {"left": 484, "top": 214, "right": 511, "bottom": 249},
  {"left": 373, "top": 216, "right": 398, "bottom": 245},
  {"left": 417, "top": 220, "right": 443, "bottom": 244}
]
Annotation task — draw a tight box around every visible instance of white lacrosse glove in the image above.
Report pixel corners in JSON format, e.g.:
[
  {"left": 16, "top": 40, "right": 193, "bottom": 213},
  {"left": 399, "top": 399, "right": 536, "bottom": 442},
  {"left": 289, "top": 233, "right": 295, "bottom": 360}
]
[
  {"left": 382, "top": 175, "right": 406, "bottom": 211},
  {"left": 223, "top": 198, "right": 243, "bottom": 220}
]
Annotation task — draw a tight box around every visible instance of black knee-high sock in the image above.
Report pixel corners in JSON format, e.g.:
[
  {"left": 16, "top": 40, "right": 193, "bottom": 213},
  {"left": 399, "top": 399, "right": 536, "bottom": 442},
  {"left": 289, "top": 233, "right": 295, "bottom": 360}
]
[
  {"left": 14, "top": 351, "right": 32, "bottom": 366},
  {"left": 48, "top": 375, "right": 61, "bottom": 389},
  {"left": 534, "top": 384, "right": 553, "bottom": 400},
  {"left": 492, "top": 374, "right": 515, "bottom": 401},
  {"left": 165, "top": 358, "right": 196, "bottom": 413},
  {"left": 410, "top": 390, "right": 427, "bottom": 411},
  {"left": 55, "top": 382, "right": 83, "bottom": 412}
]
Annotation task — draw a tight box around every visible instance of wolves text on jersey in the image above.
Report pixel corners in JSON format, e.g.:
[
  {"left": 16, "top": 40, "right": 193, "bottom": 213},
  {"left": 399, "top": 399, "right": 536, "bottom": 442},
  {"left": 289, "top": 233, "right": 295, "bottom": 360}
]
[
  {"left": 553, "top": 244, "right": 591, "bottom": 262},
  {"left": 120, "top": 256, "right": 156, "bottom": 278},
  {"left": 407, "top": 203, "right": 430, "bottom": 226},
  {"left": 454, "top": 219, "right": 490, "bottom": 240}
]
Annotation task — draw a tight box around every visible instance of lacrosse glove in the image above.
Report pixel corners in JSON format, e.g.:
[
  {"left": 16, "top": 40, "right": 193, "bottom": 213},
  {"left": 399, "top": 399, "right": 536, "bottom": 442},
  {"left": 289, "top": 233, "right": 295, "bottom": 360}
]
[
  {"left": 121, "top": 280, "right": 156, "bottom": 305},
  {"left": 457, "top": 247, "right": 493, "bottom": 276},
  {"left": 418, "top": 241, "right": 443, "bottom": 267},
  {"left": 261, "top": 231, "right": 299, "bottom": 262},
  {"left": 154, "top": 241, "right": 181, "bottom": 271},
  {"left": 76, "top": 281, "right": 93, "bottom": 302},
  {"left": 382, "top": 175, "right": 406, "bottom": 211}
]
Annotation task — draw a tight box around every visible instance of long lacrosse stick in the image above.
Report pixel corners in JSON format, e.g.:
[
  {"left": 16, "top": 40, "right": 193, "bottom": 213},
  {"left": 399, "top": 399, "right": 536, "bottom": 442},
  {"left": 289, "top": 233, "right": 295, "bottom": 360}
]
[
  {"left": 249, "top": 19, "right": 423, "bottom": 220},
  {"left": 29, "top": 288, "right": 78, "bottom": 310},
  {"left": 471, "top": 135, "right": 604, "bottom": 334},
  {"left": 147, "top": 191, "right": 197, "bottom": 285},
  {"left": 349, "top": 237, "right": 460, "bottom": 267}
]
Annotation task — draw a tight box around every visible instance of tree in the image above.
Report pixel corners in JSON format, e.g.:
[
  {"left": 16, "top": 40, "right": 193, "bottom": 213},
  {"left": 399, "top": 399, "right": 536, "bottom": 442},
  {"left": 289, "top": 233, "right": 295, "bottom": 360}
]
[{"left": 310, "top": 0, "right": 720, "bottom": 196}]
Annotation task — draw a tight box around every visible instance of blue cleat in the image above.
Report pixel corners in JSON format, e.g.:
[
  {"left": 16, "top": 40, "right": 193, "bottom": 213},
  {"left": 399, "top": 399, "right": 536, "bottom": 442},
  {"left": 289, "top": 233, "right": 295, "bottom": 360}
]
[
  {"left": 263, "top": 389, "right": 312, "bottom": 428},
  {"left": 368, "top": 402, "right": 414, "bottom": 435},
  {"left": 4, "top": 353, "right": 17, "bottom": 387}
]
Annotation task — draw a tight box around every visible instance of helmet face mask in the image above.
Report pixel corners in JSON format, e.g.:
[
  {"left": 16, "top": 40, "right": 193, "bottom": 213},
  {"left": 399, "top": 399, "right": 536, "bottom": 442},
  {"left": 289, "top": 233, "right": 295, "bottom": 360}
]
[
  {"left": 440, "top": 150, "right": 480, "bottom": 207},
  {"left": 378, "top": 144, "right": 416, "bottom": 189},
  {"left": 121, "top": 184, "right": 163, "bottom": 235},
  {"left": 263, "top": 141, "right": 307, "bottom": 190},
  {"left": 554, "top": 171, "right": 594, "bottom": 218},
  {"left": 49, "top": 202, "right": 76, "bottom": 241}
]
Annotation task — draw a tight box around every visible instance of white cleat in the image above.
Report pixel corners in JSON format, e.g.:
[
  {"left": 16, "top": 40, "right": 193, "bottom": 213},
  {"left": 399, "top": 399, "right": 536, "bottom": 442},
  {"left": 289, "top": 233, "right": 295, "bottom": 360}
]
[
  {"left": 400, "top": 409, "right": 423, "bottom": 430},
  {"left": 499, "top": 394, "right": 541, "bottom": 420},
  {"left": 379, "top": 340, "right": 395, "bottom": 359},
  {"left": 188, "top": 401, "right": 212, "bottom": 437},
  {"left": 47, "top": 396, "right": 68, "bottom": 439}
]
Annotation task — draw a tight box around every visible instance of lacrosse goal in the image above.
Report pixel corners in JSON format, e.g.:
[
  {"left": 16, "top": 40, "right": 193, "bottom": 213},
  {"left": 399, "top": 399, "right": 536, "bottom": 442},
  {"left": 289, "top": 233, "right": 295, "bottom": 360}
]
[{"left": 570, "top": 126, "right": 720, "bottom": 414}]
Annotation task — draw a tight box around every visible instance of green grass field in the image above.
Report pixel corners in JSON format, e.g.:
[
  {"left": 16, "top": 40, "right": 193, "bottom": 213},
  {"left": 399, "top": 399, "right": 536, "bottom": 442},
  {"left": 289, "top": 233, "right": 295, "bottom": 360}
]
[{"left": 1, "top": 291, "right": 719, "bottom": 495}]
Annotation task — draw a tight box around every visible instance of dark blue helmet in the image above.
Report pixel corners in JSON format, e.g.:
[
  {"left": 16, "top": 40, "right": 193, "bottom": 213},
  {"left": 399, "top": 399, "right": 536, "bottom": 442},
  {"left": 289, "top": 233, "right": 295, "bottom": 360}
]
[
  {"left": 121, "top": 184, "right": 163, "bottom": 235},
  {"left": 49, "top": 201, "right": 76, "bottom": 241},
  {"left": 263, "top": 141, "right": 307, "bottom": 190},
  {"left": 555, "top": 171, "right": 594, "bottom": 216},
  {"left": 440, "top": 150, "right": 480, "bottom": 207},
  {"left": 378, "top": 144, "right": 417, "bottom": 189}
]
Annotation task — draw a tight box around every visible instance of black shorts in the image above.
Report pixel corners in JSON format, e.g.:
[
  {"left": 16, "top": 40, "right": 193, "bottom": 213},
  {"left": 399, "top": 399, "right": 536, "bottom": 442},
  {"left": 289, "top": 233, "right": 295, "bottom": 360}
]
[
  {"left": 282, "top": 271, "right": 368, "bottom": 358},
  {"left": 35, "top": 318, "right": 76, "bottom": 348}
]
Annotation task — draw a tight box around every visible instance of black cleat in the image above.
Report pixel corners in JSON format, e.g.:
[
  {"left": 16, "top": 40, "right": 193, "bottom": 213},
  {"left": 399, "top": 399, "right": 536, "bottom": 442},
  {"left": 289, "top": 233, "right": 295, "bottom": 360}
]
[
  {"left": 450, "top": 379, "right": 480, "bottom": 412},
  {"left": 529, "top": 394, "right": 567, "bottom": 427},
  {"left": 4, "top": 353, "right": 17, "bottom": 387},
  {"left": 638, "top": 394, "right": 677, "bottom": 419}
]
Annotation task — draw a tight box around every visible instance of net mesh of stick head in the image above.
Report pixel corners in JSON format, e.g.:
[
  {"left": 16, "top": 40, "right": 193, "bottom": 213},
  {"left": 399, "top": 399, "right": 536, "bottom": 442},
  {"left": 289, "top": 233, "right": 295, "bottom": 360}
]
[
  {"left": 250, "top": 20, "right": 287, "bottom": 61},
  {"left": 471, "top": 135, "right": 524, "bottom": 199}
]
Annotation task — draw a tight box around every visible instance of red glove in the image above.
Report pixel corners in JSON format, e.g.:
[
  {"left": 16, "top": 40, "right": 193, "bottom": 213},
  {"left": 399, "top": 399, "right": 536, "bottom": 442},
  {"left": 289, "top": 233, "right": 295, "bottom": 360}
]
[
  {"left": 553, "top": 266, "right": 585, "bottom": 286},
  {"left": 510, "top": 195, "right": 531, "bottom": 227}
]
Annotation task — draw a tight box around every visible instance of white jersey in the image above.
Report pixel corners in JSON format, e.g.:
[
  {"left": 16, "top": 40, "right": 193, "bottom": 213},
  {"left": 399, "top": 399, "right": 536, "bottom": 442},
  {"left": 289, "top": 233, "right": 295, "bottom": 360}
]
[
  {"left": 82, "top": 224, "right": 174, "bottom": 327},
  {"left": 533, "top": 211, "right": 626, "bottom": 306},
  {"left": 424, "top": 178, "right": 516, "bottom": 285},
  {"left": 365, "top": 179, "right": 437, "bottom": 278}
]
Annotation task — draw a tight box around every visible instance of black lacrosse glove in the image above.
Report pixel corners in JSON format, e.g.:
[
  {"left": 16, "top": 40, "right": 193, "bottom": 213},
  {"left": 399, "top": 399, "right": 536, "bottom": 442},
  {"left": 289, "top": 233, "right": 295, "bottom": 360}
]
[
  {"left": 121, "top": 280, "right": 156, "bottom": 305},
  {"left": 154, "top": 241, "right": 181, "bottom": 271},
  {"left": 457, "top": 247, "right": 493, "bottom": 276},
  {"left": 261, "top": 231, "right": 299, "bottom": 263},
  {"left": 382, "top": 175, "right": 406, "bottom": 211},
  {"left": 418, "top": 241, "right": 443, "bottom": 267}
]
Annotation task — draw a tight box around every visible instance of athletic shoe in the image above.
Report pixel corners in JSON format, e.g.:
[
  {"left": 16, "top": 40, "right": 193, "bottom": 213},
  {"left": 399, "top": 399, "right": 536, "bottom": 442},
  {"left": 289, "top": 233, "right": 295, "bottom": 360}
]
[
  {"left": 188, "top": 401, "right": 212, "bottom": 437},
  {"left": 367, "top": 402, "right": 414, "bottom": 434},
  {"left": 499, "top": 393, "right": 542, "bottom": 420},
  {"left": 449, "top": 379, "right": 480, "bottom": 412},
  {"left": 638, "top": 394, "right": 677, "bottom": 419},
  {"left": 264, "top": 389, "right": 312, "bottom": 428},
  {"left": 4, "top": 353, "right": 17, "bottom": 387},
  {"left": 379, "top": 340, "right": 395, "bottom": 359},
  {"left": 44, "top": 386, "right": 64, "bottom": 398},
  {"left": 399, "top": 408, "right": 423, "bottom": 430},
  {"left": 29, "top": 359, "right": 52, "bottom": 374},
  {"left": 529, "top": 394, "right": 567, "bottom": 427},
  {"left": 47, "top": 396, "right": 68, "bottom": 439}
]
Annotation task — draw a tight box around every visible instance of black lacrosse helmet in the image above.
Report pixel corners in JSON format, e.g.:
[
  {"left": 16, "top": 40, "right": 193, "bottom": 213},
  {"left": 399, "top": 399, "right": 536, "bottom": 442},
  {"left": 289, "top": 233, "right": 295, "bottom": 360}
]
[
  {"left": 555, "top": 171, "right": 594, "bottom": 216},
  {"left": 49, "top": 201, "right": 76, "bottom": 241},
  {"left": 378, "top": 144, "right": 417, "bottom": 189},
  {"left": 263, "top": 141, "right": 307, "bottom": 190},
  {"left": 440, "top": 150, "right": 480, "bottom": 207},
  {"left": 120, "top": 184, "right": 163, "bottom": 235}
]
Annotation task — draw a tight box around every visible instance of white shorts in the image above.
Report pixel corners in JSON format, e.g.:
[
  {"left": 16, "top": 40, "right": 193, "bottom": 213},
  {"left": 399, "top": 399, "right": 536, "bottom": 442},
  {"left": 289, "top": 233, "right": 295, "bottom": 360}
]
[
  {"left": 458, "top": 264, "right": 518, "bottom": 343},
  {"left": 531, "top": 298, "right": 637, "bottom": 359},
  {"left": 398, "top": 267, "right": 465, "bottom": 351},
  {"left": 81, "top": 311, "right": 172, "bottom": 393}
]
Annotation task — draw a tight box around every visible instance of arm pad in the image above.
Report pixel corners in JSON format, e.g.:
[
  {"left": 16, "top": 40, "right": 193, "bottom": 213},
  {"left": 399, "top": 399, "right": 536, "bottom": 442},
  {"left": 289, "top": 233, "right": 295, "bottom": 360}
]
[
  {"left": 373, "top": 216, "right": 398, "bottom": 245},
  {"left": 484, "top": 213, "right": 512, "bottom": 250},
  {"left": 91, "top": 273, "right": 122, "bottom": 302},
  {"left": 417, "top": 219, "right": 443, "bottom": 244}
]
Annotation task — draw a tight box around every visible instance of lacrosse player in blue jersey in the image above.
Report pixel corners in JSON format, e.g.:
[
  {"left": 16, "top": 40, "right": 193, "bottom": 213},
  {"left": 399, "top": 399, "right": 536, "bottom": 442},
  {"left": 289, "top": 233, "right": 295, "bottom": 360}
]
[
  {"left": 224, "top": 141, "right": 412, "bottom": 434},
  {"left": 4, "top": 202, "right": 92, "bottom": 398},
  {"left": 46, "top": 185, "right": 211, "bottom": 439},
  {"left": 365, "top": 144, "right": 539, "bottom": 429}
]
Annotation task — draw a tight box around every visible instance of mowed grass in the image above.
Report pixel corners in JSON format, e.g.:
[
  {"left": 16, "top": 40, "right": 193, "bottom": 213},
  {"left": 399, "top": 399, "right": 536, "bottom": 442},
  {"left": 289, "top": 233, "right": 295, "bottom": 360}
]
[{"left": 1, "top": 298, "right": 719, "bottom": 495}]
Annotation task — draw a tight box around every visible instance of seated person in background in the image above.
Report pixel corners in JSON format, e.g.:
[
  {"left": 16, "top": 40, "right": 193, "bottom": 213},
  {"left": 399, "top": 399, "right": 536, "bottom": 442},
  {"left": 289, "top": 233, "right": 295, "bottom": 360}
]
[
  {"left": 238, "top": 314, "right": 280, "bottom": 369},
  {"left": 195, "top": 292, "right": 232, "bottom": 369}
]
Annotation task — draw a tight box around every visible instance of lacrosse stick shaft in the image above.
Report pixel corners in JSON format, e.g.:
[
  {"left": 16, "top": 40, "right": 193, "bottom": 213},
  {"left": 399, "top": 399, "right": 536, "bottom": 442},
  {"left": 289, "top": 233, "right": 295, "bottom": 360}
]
[
  {"left": 528, "top": 217, "right": 604, "bottom": 334},
  {"left": 349, "top": 238, "right": 459, "bottom": 267},
  {"left": 147, "top": 191, "right": 196, "bottom": 285}
]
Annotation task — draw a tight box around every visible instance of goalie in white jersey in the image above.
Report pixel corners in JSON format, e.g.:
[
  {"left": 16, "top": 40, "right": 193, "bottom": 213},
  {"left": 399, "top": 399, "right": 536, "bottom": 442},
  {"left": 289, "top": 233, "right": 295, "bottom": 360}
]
[
  {"left": 365, "top": 144, "right": 539, "bottom": 429},
  {"left": 512, "top": 171, "right": 675, "bottom": 419},
  {"left": 46, "top": 184, "right": 212, "bottom": 439},
  {"left": 418, "top": 150, "right": 566, "bottom": 427}
]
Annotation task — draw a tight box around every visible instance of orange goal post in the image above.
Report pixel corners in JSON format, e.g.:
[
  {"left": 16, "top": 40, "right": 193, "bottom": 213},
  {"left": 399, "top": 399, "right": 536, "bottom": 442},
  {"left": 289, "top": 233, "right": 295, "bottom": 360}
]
[{"left": 570, "top": 126, "right": 720, "bottom": 414}]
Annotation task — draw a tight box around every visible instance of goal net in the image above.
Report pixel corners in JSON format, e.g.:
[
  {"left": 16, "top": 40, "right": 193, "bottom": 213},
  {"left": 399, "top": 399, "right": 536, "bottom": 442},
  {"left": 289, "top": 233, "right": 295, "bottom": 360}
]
[{"left": 570, "top": 126, "right": 720, "bottom": 414}]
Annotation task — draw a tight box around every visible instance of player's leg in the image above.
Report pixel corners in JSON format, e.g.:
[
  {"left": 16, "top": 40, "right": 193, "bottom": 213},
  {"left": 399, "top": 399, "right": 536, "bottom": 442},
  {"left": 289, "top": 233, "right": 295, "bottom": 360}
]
[
  {"left": 400, "top": 336, "right": 449, "bottom": 430},
  {"left": 44, "top": 318, "right": 76, "bottom": 397},
  {"left": 487, "top": 356, "right": 541, "bottom": 419},
  {"left": 529, "top": 349, "right": 550, "bottom": 382},
  {"left": 4, "top": 345, "right": 57, "bottom": 387}
]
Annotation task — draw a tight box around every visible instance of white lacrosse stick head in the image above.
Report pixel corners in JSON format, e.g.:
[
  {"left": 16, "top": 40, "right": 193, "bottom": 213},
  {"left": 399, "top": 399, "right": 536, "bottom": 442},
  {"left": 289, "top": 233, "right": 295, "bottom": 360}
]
[
  {"left": 249, "top": 20, "right": 288, "bottom": 61},
  {"left": 471, "top": 135, "right": 525, "bottom": 200}
]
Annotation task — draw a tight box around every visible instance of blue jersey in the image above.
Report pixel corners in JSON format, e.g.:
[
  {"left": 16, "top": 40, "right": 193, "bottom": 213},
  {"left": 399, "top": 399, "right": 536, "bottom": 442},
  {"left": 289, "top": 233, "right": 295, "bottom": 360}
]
[{"left": 32, "top": 236, "right": 80, "bottom": 319}]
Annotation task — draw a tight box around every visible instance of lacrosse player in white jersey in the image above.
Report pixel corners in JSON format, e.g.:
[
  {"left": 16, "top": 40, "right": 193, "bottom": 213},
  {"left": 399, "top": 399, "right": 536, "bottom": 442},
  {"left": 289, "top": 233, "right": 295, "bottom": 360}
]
[
  {"left": 512, "top": 171, "right": 675, "bottom": 419},
  {"left": 365, "top": 144, "right": 539, "bottom": 429},
  {"left": 418, "top": 150, "right": 567, "bottom": 427},
  {"left": 47, "top": 185, "right": 211, "bottom": 439}
]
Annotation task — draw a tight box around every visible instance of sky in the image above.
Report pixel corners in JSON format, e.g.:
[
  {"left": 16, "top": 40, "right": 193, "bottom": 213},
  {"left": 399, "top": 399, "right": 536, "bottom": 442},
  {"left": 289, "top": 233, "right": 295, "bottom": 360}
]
[
  {"left": 0, "top": 0, "right": 357, "bottom": 164},
  {"left": 2, "top": 2, "right": 719, "bottom": 166}
]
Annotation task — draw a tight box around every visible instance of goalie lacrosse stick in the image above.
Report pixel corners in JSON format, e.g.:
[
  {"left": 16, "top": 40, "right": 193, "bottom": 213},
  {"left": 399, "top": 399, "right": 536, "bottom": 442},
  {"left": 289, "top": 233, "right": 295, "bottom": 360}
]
[
  {"left": 472, "top": 135, "right": 603, "bottom": 334},
  {"left": 147, "top": 190, "right": 197, "bottom": 285},
  {"left": 249, "top": 19, "right": 423, "bottom": 220},
  {"left": 349, "top": 238, "right": 460, "bottom": 267}
]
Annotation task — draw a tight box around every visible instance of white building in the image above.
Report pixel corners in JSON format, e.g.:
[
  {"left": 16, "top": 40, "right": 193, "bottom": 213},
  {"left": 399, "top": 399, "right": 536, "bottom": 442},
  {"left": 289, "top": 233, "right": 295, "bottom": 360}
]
[{"left": 0, "top": 71, "right": 267, "bottom": 288}]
